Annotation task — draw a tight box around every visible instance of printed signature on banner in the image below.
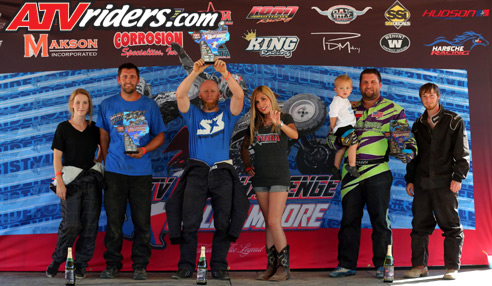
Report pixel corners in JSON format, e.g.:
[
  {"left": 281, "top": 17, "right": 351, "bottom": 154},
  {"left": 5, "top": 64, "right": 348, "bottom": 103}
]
[{"left": 311, "top": 32, "right": 361, "bottom": 53}]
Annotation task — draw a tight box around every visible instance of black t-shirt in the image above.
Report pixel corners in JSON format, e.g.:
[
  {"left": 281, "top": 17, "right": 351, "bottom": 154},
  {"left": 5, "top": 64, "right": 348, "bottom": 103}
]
[
  {"left": 251, "top": 113, "right": 295, "bottom": 187},
  {"left": 51, "top": 120, "right": 100, "bottom": 170}
]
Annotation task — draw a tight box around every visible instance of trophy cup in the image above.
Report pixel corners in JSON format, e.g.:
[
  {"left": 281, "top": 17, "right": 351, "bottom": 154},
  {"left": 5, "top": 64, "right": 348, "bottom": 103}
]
[{"left": 387, "top": 120, "right": 411, "bottom": 155}]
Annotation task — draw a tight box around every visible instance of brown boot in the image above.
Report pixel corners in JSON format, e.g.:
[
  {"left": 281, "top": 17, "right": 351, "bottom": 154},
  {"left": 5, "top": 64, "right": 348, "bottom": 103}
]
[
  {"left": 270, "top": 245, "right": 290, "bottom": 281},
  {"left": 256, "top": 245, "right": 277, "bottom": 280}
]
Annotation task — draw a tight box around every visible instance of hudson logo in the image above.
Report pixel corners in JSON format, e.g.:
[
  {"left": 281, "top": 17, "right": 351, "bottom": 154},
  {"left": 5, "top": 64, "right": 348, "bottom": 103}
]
[
  {"left": 113, "top": 31, "right": 183, "bottom": 58},
  {"left": 246, "top": 6, "right": 298, "bottom": 23},
  {"left": 312, "top": 5, "right": 371, "bottom": 24},
  {"left": 380, "top": 33, "right": 410, "bottom": 53},
  {"left": 311, "top": 32, "right": 361, "bottom": 53},
  {"left": 425, "top": 31, "right": 489, "bottom": 55},
  {"left": 422, "top": 9, "right": 489, "bottom": 19},
  {"left": 243, "top": 30, "right": 299, "bottom": 58},
  {"left": 6, "top": 2, "right": 221, "bottom": 32},
  {"left": 385, "top": 1, "right": 411, "bottom": 29},
  {"left": 24, "top": 34, "right": 97, "bottom": 57}
]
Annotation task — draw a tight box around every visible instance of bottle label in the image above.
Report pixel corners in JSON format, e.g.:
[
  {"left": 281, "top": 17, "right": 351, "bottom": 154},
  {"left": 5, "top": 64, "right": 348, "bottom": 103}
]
[
  {"left": 65, "top": 270, "right": 75, "bottom": 284},
  {"left": 383, "top": 265, "right": 394, "bottom": 281},
  {"left": 197, "top": 268, "right": 207, "bottom": 282}
]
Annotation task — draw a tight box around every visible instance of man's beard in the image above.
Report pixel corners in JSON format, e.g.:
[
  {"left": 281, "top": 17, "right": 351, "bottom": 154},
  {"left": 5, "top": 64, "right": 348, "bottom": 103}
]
[
  {"left": 361, "top": 89, "right": 379, "bottom": 101},
  {"left": 122, "top": 85, "right": 136, "bottom": 95},
  {"left": 202, "top": 98, "right": 219, "bottom": 111}
]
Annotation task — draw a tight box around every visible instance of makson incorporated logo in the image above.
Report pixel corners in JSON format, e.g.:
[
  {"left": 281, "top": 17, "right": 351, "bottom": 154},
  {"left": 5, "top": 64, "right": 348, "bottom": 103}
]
[
  {"left": 380, "top": 33, "right": 410, "bottom": 53},
  {"left": 24, "top": 34, "right": 97, "bottom": 57}
]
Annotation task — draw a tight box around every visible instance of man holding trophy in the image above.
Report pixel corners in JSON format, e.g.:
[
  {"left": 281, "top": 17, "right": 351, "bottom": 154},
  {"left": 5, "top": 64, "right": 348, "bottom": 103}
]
[
  {"left": 166, "top": 56, "right": 248, "bottom": 281},
  {"left": 96, "top": 63, "right": 166, "bottom": 280}
]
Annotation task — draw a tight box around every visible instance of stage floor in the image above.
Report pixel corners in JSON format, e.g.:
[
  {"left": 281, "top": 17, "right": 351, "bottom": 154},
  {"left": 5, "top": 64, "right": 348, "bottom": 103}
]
[{"left": 0, "top": 267, "right": 490, "bottom": 285}]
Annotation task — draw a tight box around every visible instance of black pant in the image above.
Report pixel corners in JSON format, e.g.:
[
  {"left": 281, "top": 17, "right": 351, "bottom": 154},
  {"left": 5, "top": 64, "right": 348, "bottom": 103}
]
[
  {"left": 51, "top": 178, "right": 102, "bottom": 270},
  {"left": 337, "top": 171, "right": 393, "bottom": 269},
  {"left": 410, "top": 184, "right": 464, "bottom": 269},
  {"left": 103, "top": 171, "right": 152, "bottom": 270},
  {"left": 178, "top": 167, "right": 233, "bottom": 272}
]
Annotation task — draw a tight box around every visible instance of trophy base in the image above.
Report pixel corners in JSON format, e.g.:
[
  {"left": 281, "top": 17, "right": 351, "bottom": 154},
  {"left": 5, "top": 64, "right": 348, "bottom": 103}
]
[{"left": 124, "top": 150, "right": 139, "bottom": 154}]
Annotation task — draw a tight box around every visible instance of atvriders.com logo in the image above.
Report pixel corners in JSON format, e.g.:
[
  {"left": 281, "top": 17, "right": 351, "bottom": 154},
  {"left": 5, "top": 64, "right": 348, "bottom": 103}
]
[{"left": 6, "top": 2, "right": 221, "bottom": 31}]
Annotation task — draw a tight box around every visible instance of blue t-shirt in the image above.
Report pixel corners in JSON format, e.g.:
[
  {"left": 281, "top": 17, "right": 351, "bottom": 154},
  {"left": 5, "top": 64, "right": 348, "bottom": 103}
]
[
  {"left": 96, "top": 94, "right": 166, "bottom": 176},
  {"left": 181, "top": 99, "right": 240, "bottom": 166}
]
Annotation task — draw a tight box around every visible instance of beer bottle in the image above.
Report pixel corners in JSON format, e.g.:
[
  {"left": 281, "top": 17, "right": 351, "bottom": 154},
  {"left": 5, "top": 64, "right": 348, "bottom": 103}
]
[
  {"left": 383, "top": 244, "right": 394, "bottom": 283},
  {"left": 65, "top": 247, "right": 76, "bottom": 286},
  {"left": 197, "top": 246, "right": 207, "bottom": 285}
]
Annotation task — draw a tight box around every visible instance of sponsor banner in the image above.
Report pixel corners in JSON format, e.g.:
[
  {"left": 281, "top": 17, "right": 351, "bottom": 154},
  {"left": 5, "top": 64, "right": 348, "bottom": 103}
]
[
  {"left": 243, "top": 30, "right": 299, "bottom": 58},
  {"left": 311, "top": 32, "right": 361, "bottom": 53},
  {"left": 422, "top": 9, "right": 490, "bottom": 19},
  {"left": 24, "top": 34, "right": 98, "bottom": 58},
  {"left": 113, "top": 31, "right": 183, "bottom": 58},
  {"left": 6, "top": 2, "right": 221, "bottom": 32},
  {"left": 425, "top": 31, "right": 489, "bottom": 55},
  {"left": 311, "top": 5, "right": 372, "bottom": 24},
  {"left": 380, "top": 33, "right": 410, "bottom": 53},
  {"left": 199, "top": 2, "right": 233, "bottom": 26},
  {"left": 246, "top": 6, "right": 298, "bottom": 23},
  {"left": 385, "top": 0, "right": 411, "bottom": 29}
]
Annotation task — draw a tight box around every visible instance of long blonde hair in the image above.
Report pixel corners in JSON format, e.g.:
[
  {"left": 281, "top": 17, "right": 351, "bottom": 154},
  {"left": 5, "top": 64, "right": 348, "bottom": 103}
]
[
  {"left": 68, "top": 88, "right": 93, "bottom": 124},
  {"left": 249, "top": 86, "right": 282, "bottom": 144}
]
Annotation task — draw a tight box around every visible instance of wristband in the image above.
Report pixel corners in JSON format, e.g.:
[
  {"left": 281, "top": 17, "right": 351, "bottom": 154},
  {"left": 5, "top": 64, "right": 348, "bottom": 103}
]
[
  {"left": 278, "top": 121, "right": 284, "bottom": 128},
  {"left": 224, "top": 71, "right": 231, "bottom": 81},
  {"left": 141, "top": 147, "right": 146, "bottom": 155},
  {"left": 246, "top": 167, "right": 253, "bottom": 173},
  {"left": 52, "top": 172, "right": 63, "bottom": 180}
]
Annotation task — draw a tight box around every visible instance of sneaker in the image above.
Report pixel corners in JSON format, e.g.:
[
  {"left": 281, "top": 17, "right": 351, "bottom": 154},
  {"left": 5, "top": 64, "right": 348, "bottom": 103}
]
[
  {"left": 376, "top": 266, "right": 384, "bottom": 279},
  {"left": 329, "top": 266, "right": 356, "bottom": 278},
  {"left": 328, "top": 166, "right": 341, "bottom": 180},
  {"left": 133, "top": 268, "right": 147, "bottom": 280},
  {"left": 45, "top": 261, "right": 61, "bottom": 278},
  {"left": 100, "top": 266, "right": 119, "bottom": 279},
  {"left": 443, "top": 269, "right": 458, "bottom": 280},
  {"left": 403, "top": 266, "right": 429, "bottom": 278},
  {"left": 345, "top": 165, "right": 360, "bottom": 178},
  {"left": 212, "top": 270, "right": 230, "bottom": 280},
  {"left": 171, "top": 268, "right": 193, "bottom": 279},
  {"left": 75, "top": 267, "right": 86, "bottom": 279}
]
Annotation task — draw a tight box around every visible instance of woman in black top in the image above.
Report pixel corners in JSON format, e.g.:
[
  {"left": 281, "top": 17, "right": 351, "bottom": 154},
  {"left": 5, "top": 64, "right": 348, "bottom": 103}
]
[
  {"left": 241, "top": 86, "right": 298, "bottom": 281},
  {"left": 46, "top": 89, "right": 102, "bottom": 279}
]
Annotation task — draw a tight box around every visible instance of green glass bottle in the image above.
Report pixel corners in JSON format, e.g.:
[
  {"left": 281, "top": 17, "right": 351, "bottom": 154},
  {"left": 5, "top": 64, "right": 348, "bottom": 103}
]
[
  {"left": 383, "top": 244, "right": 394, "bottom": 283},
  {"left": 197, "top": 246, "right": 207, "bottom": 285},
  {"left": 65, "top": 247, "right": 76, "bottom": 286}
]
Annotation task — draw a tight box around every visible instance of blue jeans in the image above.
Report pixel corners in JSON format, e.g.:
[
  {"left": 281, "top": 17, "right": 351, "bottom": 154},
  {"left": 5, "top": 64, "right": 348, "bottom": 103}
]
[
  {"left": 178, "top": 166, "right": 233, "bottom": 272},
  {"left": 337, "top": 170, "right": 393, "bottom": 269},
  {"left": 103, "top": 171, "right": 152, "bottom": 270}
]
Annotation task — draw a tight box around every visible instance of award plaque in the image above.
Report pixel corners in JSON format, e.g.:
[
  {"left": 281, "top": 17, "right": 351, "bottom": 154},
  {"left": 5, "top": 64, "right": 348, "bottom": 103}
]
[
  {"left": 124, "top": 133, "right": 138, "bottom": 154},
  {"left": 121, "top": 111, "right": 149, "bottom": 154},
  {"left": 200, "top": 40, "right": 215, "bottom": 64},
  {"left": 388, "top": 120, "right": 411, "bottom": 155},
  {"left": 190, "top": 21, "right": 230, "bottom": 64}
]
